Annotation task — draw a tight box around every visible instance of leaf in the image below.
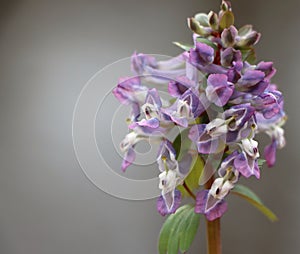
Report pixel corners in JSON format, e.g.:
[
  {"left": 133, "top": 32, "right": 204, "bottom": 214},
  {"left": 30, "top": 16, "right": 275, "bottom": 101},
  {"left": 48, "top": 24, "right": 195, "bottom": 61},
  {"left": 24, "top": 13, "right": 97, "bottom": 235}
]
[
  {"left": 177, "top": 155, "right": 204, "bottom": 197},
  {"left": 173, "top": 41, "right": 193, "bottom": 51},
  {"left": 158, "top": 206, "right": 190, "bottom": 254},
  {"left": 158, "top": 205, "right": 200, "bottom": 254},
  {"left": 179, "top": 208, "right": 201, "bottom": 252},
  {"left": 232, "top": 184, "right": 278, "bottom": 222},
  {"left": 257, "top": 159, "right": 266, "bottom": 167},
  {"left": 219, "top": 11, "right": 234, "bottom": 30}
]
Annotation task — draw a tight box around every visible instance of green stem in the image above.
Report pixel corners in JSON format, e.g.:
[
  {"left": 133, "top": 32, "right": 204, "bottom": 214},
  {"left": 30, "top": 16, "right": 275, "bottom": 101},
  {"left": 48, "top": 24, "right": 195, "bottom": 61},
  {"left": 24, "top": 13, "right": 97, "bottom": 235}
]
[
  {"left": 205, "top": 176, "right": 222, "bottom": 254},
  {"left": 183, "top": 181, "right": 196, "bottom": 200}
]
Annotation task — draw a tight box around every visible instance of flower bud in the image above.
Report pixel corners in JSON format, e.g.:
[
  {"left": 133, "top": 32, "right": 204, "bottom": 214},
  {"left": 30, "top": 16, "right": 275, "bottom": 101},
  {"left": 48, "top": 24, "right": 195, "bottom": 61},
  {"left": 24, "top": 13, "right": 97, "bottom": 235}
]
[
  {"left": 221, "top": 25, "right": 237, "bottom": 47},
  {"left": 187, "top": 17, "right": 211, "bottom": 36},
  {"left": 208, "top": 11, "right": 219, "bottom": 31},
  {"left": 236, "top": 31, "right": 261, "bottom": 48}
]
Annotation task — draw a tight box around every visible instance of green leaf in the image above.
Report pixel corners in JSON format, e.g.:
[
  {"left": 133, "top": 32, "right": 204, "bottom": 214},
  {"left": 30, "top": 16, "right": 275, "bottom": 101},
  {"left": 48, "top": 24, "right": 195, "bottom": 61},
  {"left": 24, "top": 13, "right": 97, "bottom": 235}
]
[
  {"left": 196, "top": 37, "right": 218, "bottom": 51},
  {"left": 177, "top": 155, "right": 204, "bottom": 197},
  {"left": 158, "top": 206, "right": 190, "bottom": 254},
  {"left": 173, "top": 41, "right": 193, "bottom": 51},
  {"left": 158, "top": 205, "right": 200, "bottom": 254},
  {"left": 257, "top": 159, "right": 266, "bottom": 167},
  {"left": 179, "top": 208, "right": 201, "bottom": 252},
  {"left": 219, "top": 11, "right": 234, "bottom": 30},
  {"left": 232, "top": 184, "right": 278, "bottom": 222}
]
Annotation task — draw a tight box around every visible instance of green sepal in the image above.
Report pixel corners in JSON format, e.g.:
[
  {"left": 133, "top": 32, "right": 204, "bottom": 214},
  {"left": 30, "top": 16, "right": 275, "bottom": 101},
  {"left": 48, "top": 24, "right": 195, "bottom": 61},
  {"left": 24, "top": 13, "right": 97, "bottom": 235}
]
[
  {"left": 232, "top": 184, "right": 278, "bottom": 222},
  {"left": 173, "top": 41, "right": 193, "bottom": 51},
  {"left": 158, "top": 205, "right": 200, "bottom": 254}
]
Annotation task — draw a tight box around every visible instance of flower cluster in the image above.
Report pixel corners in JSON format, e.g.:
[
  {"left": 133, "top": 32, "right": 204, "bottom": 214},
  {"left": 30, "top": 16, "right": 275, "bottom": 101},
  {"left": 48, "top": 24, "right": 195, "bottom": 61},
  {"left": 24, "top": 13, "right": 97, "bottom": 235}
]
[{"left": 113, "top": 1, "right": 286, "bottom": 221}]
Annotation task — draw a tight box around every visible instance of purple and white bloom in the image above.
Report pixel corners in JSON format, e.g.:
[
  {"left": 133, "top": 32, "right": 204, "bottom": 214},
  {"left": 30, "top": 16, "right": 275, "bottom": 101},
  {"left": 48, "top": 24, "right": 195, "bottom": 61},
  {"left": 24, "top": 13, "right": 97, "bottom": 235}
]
[
  {"left": 189, "top": 118, "right": 227, "bottom": 154},
  {"left": 264, "top": 126, "right": 286, "bottom": 167},
  {"left": 220, "top": 47, "right": 243, "bottom": 83},
  {"left": 132, "top": 52, "right": 186, "bottom": 85},
  {"left": 195, "top": 165, "right": 238, "bottom": 221},
  {"left": 157, "top": 140, "right": 179, "bottom": 173},
  {"left": 158, "top": 170, "right": 182, "bottom": 210},
  {"left": 128, "top": 89, "right": 174, "bottom": 135},
  {"left": 189, "top": 42, "right": 227, "bottom": 74},
  {"left": 131, "top": 88, "right": 162, "bottom": 129},
  {"left": 206, "top": 74, "right": 234, "bottom": 107},
  {"left": 157, "top": 189, "right": 181, "bottom": 216},
  {"left": 162, "top": 89, "right": 204, "bottom": 127},
  {"left": 113, "top": 76, "right": 148, "bottom": 105},
  {"left": 236, "top": 69, "right": 269, "bottom": 95},
  {"left": 234, "top": 138, "right": 260, "bottom": 178},
  {"left": 168, "top": 76, "right": 197, "bottom": 98},
  {"left": 223, "top": 103, "right": 256, "bottom": 143},
  {"left": 255, "top": 61, "right": 276, "bottom": 81},
  {"left": 119, "top": 132, "right": 141, "bottom": 172},
  {"left": 156, "top": 140, "right": 194, "bottom": 215},
  {"left": 252, "top": 91, "right": 282, "bottom": 119},
  {"left": 256, "top": 111, "right": 286, "bottom": 167},
  {"left": 195, "top": 189, "right": 228, "bottom": 221}
]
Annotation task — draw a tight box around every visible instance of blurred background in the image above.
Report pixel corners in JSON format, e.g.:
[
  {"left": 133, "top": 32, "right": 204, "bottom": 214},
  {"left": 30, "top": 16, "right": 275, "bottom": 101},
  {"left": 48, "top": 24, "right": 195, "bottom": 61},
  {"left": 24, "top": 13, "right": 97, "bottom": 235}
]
[{"left": 0, "top": 0, "right": 299, "bottom": 253}]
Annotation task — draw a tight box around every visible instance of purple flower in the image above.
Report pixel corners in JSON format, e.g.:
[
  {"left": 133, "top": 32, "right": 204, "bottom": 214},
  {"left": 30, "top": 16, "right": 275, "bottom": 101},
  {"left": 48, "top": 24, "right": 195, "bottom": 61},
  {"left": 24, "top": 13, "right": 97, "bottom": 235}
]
[
  {"left": 121, "top": 147, "right": 136, "bottom": 172},
  {"left": 264, "top": 126, "right": 285, "bottom": 167},
  {"left": 157, "top": 189, "right": 181, "bottom": 216},
  {"left": 235, "top": 139, "right": 260, "bottom": 178},
  {"left": 256, "top": 111, "right": 286, "bottom": 167},
  {"left": 113, "top": 76, "right": 148, "bottom": 105},
  {"left": 162, "top": 89, "right": 204, "bottom": 127},
  {"left": 189, "top": 43, "right": 227, "bottom": 74},
  {"left": 264, "top": 140, "right": 277, "bottom": 167},
  {"left": 255, "top": 61, "right": 276, "bottom": 81},
  {"left": 132, "top": 52, "right": 186, "bottom": 84},
  {"left": 220, "top": 47, "right": 243, "bottom": 83},
  {"left": 129, "top": 89, "right": 174, "bottom": 134},
  {"left": 119, "top": 132, "right": 140, "bottom": 172},
  {"left": 157, "top": 140, "right": 178, "bottom": 172},
  {"left": 189, "top": 118, "right": 227, "bottom": 154},
  {"left": 236, "top": 69, "right": 269, "bottom": 95},
  {"left": 156, "top": 140, "right": 194, "bottom": 216},
  {"left": 206, "top": 74, "right": 234, "bottom": 107},
  {"left": 168, "top": 76, "right": 197, "bottom": 98},
  {"left": 252, "top": 91, "right": 282, "bottom": 119},
  {"left": 223, "top": 103, "right": 255, "bottom": 126},
  {"left": 195, "top": 178, "right": 232, "bottom": 221},
  {"left": 131, "top": 52, "right": 158, "bottom": 75}
]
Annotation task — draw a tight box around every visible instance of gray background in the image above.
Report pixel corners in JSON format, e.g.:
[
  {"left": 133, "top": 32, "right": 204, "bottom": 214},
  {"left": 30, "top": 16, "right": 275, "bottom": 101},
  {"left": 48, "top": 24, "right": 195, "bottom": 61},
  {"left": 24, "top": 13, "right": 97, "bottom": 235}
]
[{"left": 0, "top": 0, "right": 299, "bottom": 253}]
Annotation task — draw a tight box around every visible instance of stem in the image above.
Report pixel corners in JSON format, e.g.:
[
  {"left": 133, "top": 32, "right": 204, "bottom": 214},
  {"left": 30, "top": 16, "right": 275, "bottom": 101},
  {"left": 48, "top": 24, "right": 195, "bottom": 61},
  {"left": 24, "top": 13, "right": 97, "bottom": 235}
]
[
  {"left": 183, "top": 181, "right": 196, "bottom": 200},
  {"left": 205, "top": 176, "right": 222, "bottom": 254}
]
